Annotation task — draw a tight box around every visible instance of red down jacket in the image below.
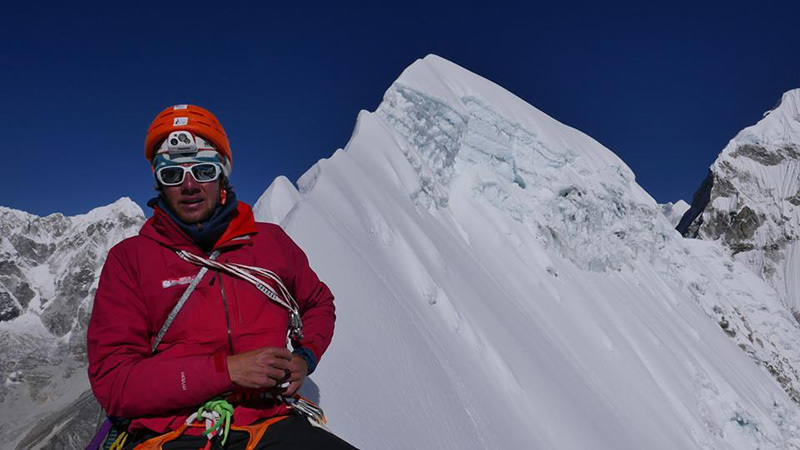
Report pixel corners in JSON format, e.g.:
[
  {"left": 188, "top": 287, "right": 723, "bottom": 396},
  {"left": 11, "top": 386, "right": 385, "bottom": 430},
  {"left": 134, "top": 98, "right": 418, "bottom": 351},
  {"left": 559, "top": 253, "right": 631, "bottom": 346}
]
[{"left": 87, "top": 202, "right": 335, "bottom": 433}]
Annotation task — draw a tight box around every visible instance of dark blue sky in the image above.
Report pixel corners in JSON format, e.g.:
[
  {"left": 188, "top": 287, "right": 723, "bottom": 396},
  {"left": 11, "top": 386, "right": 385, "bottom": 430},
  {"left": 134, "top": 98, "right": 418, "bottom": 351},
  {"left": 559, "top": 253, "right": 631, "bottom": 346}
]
[{"left": 3, "top": 2, "right": 799, "bottom": 216}]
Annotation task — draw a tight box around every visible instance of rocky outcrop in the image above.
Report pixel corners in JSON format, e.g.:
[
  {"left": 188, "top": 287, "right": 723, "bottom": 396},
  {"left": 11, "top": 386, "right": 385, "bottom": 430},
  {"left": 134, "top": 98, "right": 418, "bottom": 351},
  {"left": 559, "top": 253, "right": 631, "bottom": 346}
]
[
  {"left": 676, "top": 170, "right": 713, "bottom": 237},
  {"left": 675, "top": 89, "right": 800, "bottom": 411},
  {"left": 678, "top": 89, "right": 800, "bottom": 313}
]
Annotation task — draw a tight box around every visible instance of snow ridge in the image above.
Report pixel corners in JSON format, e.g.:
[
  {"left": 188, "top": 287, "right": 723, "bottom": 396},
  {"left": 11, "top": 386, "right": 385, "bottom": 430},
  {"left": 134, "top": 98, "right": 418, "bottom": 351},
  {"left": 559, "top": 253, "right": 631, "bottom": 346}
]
[{"left": 257, "top": 55, "right": 800, "bottom": 448}]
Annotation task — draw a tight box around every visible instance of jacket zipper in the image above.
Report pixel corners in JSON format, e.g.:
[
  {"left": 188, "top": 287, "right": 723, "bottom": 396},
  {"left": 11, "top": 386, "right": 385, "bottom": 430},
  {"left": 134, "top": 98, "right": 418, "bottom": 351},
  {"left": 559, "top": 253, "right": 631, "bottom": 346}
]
[{"left": 218, "top": 271, "right": 235, "bottom": 353}]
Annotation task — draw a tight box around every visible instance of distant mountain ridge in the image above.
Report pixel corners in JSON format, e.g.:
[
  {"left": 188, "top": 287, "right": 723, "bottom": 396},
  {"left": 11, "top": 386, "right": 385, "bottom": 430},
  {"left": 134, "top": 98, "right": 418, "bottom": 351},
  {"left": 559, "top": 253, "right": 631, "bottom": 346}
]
[{"left": 0, "top": 198, "right": 143, "bottom": 448}]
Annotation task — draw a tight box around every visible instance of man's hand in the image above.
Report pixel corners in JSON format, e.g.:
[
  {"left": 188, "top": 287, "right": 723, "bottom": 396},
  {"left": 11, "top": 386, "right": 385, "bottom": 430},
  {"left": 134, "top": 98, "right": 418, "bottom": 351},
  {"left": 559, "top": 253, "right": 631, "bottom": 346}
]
[
  {"left": 283, "top": 354, "right": 309, "bottom": 396},
  {"left": 227, "top": 347, "right": 292, "bottom": 389}
]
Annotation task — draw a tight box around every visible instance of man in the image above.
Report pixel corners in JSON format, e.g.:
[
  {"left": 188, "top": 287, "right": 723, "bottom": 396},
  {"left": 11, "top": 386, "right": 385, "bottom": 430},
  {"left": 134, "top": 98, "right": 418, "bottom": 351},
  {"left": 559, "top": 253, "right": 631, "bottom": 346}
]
[{"left": 87, "top": 105, "right": 356, "bottom": 449}]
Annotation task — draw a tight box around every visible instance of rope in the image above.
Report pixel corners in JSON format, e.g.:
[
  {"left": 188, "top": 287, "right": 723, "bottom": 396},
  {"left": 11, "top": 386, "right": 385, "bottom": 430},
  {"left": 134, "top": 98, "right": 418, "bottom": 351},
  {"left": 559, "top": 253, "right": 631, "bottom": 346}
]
[
  {"left": 186, "top": 399, "right": 235, "bottom": 445},
  {"left": 175, "top": 250, "right": 303, "bottom": 341},
  {"left": 158, "top": 252, "right": 318, "bottom": 442}
]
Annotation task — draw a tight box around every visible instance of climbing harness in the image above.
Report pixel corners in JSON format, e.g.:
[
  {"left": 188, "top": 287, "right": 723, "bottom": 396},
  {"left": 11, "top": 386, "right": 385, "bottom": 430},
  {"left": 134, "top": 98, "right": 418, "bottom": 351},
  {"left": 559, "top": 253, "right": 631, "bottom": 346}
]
[
  {"left": 132, "top": 404, "right": 290, "bottom": 450},
  {"left": 224, "top": 391, "right": 328, "bottom": 429},
  {"left": 90, "top": 391, "right": 325, "bottom": 449},
  {"left": 177, "top": 396, "right": 326, "bottom": 445}
]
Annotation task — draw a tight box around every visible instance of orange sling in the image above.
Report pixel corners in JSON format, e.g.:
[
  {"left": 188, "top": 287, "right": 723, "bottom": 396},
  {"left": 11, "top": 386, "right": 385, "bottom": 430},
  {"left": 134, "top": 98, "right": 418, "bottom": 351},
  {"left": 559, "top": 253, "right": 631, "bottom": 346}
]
[{"left": 133, "top": 415, "right": 290, "bottom": 450}]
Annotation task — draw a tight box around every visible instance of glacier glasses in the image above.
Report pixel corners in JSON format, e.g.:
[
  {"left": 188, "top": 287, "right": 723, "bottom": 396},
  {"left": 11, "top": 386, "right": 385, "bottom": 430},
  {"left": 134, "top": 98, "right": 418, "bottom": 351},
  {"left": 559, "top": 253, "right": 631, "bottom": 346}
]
[{"left": 156, "top": 163, "right": 222, "bottom": 186}]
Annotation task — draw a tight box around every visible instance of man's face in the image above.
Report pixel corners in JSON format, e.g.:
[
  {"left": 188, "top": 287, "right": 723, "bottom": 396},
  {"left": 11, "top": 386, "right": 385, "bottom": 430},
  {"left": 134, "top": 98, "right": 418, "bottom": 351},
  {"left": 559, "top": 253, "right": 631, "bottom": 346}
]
[{"left": 161, "top": 163, "right": 222, "bottom": 224}]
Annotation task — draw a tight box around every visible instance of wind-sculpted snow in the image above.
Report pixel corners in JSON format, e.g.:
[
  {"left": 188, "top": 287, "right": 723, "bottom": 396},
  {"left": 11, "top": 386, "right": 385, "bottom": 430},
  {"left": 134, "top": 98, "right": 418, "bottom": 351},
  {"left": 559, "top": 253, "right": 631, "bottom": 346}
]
[
  {"left": 256, "top": 55, "right": 800, "bottom": 449},
  {"left": 378, "top": 80, "right": 669, "bottom": 273},
  {"left": 0, "top": 198, "right": 143, "bottom": 449}
]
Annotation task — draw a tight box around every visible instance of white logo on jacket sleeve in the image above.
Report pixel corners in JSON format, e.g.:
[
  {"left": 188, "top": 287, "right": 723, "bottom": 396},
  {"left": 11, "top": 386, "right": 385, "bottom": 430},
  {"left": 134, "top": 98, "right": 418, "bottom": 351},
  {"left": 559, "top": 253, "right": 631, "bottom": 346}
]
[
  {"left": 181, "top": 371, "right": 187, "bottom": 391},
  {"left": 162, "top": 275, "right": 194, "bottom": 289}
]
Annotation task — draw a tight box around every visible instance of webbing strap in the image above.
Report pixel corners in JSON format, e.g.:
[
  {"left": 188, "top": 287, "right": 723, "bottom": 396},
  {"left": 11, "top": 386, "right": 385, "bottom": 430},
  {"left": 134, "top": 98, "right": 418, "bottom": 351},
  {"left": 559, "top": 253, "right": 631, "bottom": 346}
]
[
  {"left": 175, "top": 250, "right": 304, "bottom": 341},
  {"left": 131, "top": 416, "right": 290, "bottom": 450},
  {"left": 151, "top": 250, "right": 221, "bottom": 353}
]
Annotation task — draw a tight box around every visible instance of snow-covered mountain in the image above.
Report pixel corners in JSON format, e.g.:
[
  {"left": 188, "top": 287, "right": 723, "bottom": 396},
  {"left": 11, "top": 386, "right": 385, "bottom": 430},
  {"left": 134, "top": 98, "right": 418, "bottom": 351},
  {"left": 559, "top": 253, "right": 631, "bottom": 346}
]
[
  {"left": 0, "top": 199, "right": 143, "bottom": 448},
  {"left": 678, "top": 89, "right": 800, "bottom": 317},
  {"left": 5, "top": 56, "right": 800, "bottom": 449},
  {"left": 255, "top": 56, "right": 800, "bottom": 449},
  {"left": 661, "top": 200, "right": 690, "bottom": 228}
]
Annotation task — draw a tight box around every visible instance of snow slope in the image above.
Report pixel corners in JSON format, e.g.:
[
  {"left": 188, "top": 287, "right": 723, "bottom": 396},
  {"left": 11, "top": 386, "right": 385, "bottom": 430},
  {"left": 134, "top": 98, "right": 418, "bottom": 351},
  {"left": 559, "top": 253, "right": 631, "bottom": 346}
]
[{"left": 255, "top": 55, "right": 800, "bottom": 449}]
